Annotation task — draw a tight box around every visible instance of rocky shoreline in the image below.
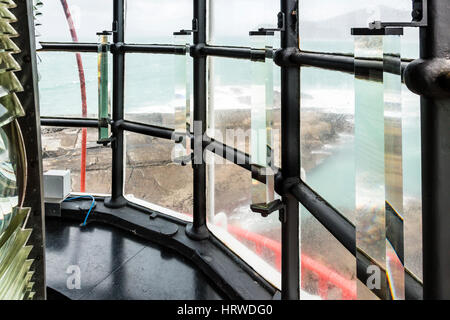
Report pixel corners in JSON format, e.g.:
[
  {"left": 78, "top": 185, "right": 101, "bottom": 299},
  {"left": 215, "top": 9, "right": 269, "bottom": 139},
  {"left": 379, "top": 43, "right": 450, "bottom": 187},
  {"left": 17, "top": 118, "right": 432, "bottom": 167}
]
[
  {"left": 41, "top": 110, "right": 422, "bottom": 293},
  {"left": 41, "top": 109, "right": 351, "bottom": 211}
]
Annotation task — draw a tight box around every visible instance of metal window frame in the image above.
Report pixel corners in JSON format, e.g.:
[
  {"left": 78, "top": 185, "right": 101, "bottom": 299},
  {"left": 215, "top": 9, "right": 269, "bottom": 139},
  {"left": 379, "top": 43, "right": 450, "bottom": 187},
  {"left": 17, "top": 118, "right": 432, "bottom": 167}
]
[{"left": 37, "top": 0, "right": 450, "bottom": 300}]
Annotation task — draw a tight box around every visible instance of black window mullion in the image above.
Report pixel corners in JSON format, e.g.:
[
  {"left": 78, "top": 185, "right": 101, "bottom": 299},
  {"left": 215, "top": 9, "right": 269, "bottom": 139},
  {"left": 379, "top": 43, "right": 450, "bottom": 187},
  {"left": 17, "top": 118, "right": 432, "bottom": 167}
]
[
  {"left": 280, "top": 0, "right": 301, "bottom": 300},
  {"left": 105, "top": 0, "right": 127, "bottom": 208},
  {"left": 185, "top": 0, "right": 209, "bottom": 240}
]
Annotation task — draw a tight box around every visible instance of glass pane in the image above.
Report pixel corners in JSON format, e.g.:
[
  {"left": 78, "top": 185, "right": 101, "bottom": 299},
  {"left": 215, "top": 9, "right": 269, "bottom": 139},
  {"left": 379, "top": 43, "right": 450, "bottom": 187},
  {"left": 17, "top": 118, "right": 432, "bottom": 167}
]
[
  {"left": 38, "top": 52, "right": 100, "bottom": 117},
  {"left": 124, "top": 132, "right": 193, "bottom": 219},
  {"left": 299, "top": 0, "right": 418, "bottom": 58},
  {"left": 207, "top": 56, "right": 281, "bottom": 159},
  {"left": 207, "top": 153, "right": 281, "bottom": 289},
  {"left": 354, "top": 35, "right": 386, "bottom": 298},
  {"left": 301, "top": 206, "right": 357, "bottom": 300},
  {"left": 402, "top": 85, "right": 422, "bottom": 280},
  {"left": 207, "top": 54, "right": 282, "bottom": 288},
  {"left": 38, "top": 0, "right": 112, "bottom": 43},
  {"left": 125, "top": 53, "right": 180, "bottom": 128},
  {"left": 383, "top": 35, "right": 404, "bottom": 300},
  {"left": 208, "top": 57, "right": 252, "bottom": 154},
  {"left": 41, "top": 127, "right": 112, "bottom": 194},
  {"left": 300, "top": 68, "right": 355, "bottom": 221},
  {"left": 208, "top": 0, "right": 279, "bottom": 48},
  {"left": 126, "top": 0, "right": 192, "bottom": 44},
  {"left": 300, "top": 68, "right": 357, "bottom": 299}
]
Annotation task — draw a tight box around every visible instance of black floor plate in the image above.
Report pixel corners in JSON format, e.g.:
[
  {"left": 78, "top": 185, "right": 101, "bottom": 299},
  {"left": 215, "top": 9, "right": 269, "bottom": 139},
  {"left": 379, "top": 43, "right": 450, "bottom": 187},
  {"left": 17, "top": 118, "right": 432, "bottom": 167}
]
[{"left": 45, "top": 218, "right": 225, "bottom": 300}]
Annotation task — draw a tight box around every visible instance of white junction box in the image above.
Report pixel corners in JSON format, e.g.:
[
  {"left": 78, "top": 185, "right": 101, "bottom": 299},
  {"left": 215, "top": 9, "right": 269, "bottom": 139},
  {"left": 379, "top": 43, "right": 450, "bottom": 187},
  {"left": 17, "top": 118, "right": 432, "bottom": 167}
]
[{"left": 44, "top": 170, "right": 71, "bottom": 200}]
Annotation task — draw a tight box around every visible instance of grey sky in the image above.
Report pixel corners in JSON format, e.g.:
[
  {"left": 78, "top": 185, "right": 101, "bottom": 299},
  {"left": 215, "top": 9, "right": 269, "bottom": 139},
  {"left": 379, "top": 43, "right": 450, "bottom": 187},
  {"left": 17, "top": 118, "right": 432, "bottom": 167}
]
[{"left": 39, "top": 0, "right": 413, "bottom": 42}]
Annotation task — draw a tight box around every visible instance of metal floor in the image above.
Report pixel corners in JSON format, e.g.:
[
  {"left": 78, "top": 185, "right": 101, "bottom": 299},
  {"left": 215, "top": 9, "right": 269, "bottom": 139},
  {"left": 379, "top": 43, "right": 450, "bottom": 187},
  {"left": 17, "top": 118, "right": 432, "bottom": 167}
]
[{"left": 45, "top": 218, "right": 225, "bottom": 300}]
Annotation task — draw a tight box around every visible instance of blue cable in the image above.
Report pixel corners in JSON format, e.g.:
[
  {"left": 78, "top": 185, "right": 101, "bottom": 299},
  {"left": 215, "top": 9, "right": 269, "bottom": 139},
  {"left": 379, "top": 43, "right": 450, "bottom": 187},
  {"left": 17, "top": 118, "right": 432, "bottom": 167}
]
[{"left": 64, "top": 195, "right": 96, "bottom": 226}]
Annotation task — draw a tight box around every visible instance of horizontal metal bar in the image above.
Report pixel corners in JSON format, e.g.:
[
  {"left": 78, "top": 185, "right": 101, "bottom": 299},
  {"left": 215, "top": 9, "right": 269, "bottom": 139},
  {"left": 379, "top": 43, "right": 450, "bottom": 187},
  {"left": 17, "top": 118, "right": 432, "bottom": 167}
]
[
  {"left": 122, "top": 43, "right": 185, "bottom": 54},
  {"left": 38, "top": 42, "right": 99, "bottom": 52},
  {"left": 41, "top": 117, "right": 99, "bottom": 127},
  {"left": 39, "top": 42, "right": 266, "bottom": 61},
  {"left": 39, "top": 42, "right": 186, "bottom": 55},
  {"left": 115, "top": 120, "right": 178, "bottom": 141},
  {"left": 202, "top": 45, "right": 266, "bottom": 61},
  {"left": 38, "top": 42, "right": 410, "bottom": 80},
  {"left": 290, "top": 50, "right": 410, "bottom": 80}
]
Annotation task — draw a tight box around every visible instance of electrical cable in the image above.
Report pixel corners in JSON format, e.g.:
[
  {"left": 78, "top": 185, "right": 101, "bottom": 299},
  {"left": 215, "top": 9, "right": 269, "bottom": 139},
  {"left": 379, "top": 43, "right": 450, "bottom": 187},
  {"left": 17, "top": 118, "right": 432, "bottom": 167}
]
[{"left": 63, "top": 195, "right": 96, "bottom": 226}]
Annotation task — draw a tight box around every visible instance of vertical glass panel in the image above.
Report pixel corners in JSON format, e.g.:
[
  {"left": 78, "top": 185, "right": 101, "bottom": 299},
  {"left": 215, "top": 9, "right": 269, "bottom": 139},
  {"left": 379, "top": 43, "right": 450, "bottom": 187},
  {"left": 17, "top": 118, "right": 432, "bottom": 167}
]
[
  {"left": 124, "top": 54, "right": 177, "bottom": 128},
  {"left": 173, "top": 32, "right": 192, "bottom": 161},
  {"left": 300, "top": 68, "right": 355, "bottom": 220},
  {"left": 301, "top": 207, "right": 357, "bottom": 300},
  {"left": 41, "top": 127, "right": 111, "bottom": 194},
  {"left": 299, "top": 0, "right": 418, "bottom": 58},
  {"left": 250, "top": 33, "right": 275, "bottom": 207},
  {"left": 402, "top": 85, "right": 422, "bottom": 280},
  {"left": 207, "top": 55, "right": 281, "bottom": 288},
  {"left": 126, "top": 0, "right": 192, "bottom": 43},
  {"left": 97, "top": 33, "right": 111, "bottom": 143},
  {"left": 207, "top": 57, "right": 252, "bottom": 154},
  {"left": 383, "top": 35, "right": 404, "bottom": 300},
  {"left": 206, "top": 154, "right": 281, "bottom": 289},
  {"left": 124, "top": 132, "right": 193, "bottom": 220},
  {"left": 38, "top": 0, "right": 112, "bottom": 42},
  {"left": 300, "top": 68, "right": 356, "bottom": 299},
  {"left": 208, "top": 0, "right": 279, "bottom": 48},
  {"left": 38, "top": 52, "right": 99, "bottom": 117},
  {"left": 206, "top": 57, "right": 281, "bottom": 156},
  {"left": 354, "top": 35, "right": 386, "bottom": 298}
]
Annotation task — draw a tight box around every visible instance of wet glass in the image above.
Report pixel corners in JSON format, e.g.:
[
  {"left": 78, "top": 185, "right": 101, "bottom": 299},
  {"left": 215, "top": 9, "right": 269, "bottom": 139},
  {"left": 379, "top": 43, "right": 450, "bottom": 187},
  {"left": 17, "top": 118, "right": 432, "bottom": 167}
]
[
  {"left": 383, "top": 35, "right": 405, "bottom": 300},
  {"left": 206, "top": 153, "right": 281, "bottom": 289},
  {"left": 208, "top": 0, "right": 279, "bottom": 48},
  {"left": 41, "top": 127, "right": 112, "bottom": 194},
  {"left": 402, "top": 85, "right": 422, "bottom": 280},
  {"left": 38, "top": 0, "right": 112, "bottom": 43},
  {"left": 126, "top": 0, "right": 192, "bottom": 44},
  {"left": 124, "top": 132, "right": 193, "bottom": 220},
  {"left": 38, "top": 52, "right": 100, "bottom": 118},
  {"left": 354, "top": 34, "right": 387, "bottom": 298},
  {"left": 124, "top": 53, "right": 177, "bottom": 128},
  {"left": 299, "top": 67, "right": 357, "bottom": 299},
  {"left": 299, "top": 0, "right": 418, "bottom": 58}
]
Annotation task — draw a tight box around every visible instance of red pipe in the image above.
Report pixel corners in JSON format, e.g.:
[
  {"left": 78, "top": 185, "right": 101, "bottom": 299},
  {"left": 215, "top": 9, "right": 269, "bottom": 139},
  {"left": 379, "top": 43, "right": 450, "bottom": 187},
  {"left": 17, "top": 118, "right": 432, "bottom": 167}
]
[
  {"left": 227, "top": 224, "right": 356, "bottom": 300},
  {"left": 177, "top": 211, "right": 356, "bottom": 299},
  {"left": 60, "top": 0, "right": 87, "bottom": 192}
]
